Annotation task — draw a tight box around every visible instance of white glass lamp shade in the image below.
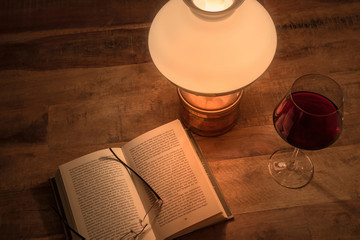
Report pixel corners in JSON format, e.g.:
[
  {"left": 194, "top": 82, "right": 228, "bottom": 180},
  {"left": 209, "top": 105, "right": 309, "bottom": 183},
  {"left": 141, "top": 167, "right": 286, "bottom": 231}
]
[{"left": 148, "top": 0, "right": 277, "bottom": 95}]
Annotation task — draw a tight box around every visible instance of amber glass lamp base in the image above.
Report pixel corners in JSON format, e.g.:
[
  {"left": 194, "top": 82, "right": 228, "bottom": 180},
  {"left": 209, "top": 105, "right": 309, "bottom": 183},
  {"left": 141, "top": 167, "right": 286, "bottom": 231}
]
[{"left": 178, "top": 88, "right": 243, "bottom": 136}]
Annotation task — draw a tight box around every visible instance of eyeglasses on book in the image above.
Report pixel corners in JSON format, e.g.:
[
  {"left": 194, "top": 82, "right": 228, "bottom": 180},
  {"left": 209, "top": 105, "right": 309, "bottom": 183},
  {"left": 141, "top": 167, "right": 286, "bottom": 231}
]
[{"left": 52, "top": 148, "right": 163, "bottom": 240}]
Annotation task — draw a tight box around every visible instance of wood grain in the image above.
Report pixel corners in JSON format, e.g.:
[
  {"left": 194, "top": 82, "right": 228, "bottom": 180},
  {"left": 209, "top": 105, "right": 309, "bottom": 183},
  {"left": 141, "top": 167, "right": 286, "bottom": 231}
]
[
  {"left": 0, "top": 0, "right": 168, "bottom": 33},
  {"left": 0, "top": 0, "right": 359, "bottom": 239}
]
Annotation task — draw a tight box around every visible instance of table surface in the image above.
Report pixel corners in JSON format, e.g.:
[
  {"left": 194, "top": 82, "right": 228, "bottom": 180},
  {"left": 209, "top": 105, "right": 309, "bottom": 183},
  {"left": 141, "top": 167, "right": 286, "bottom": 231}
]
[{"left": 1, "top": 0, "right": 360, "bottom": 239}]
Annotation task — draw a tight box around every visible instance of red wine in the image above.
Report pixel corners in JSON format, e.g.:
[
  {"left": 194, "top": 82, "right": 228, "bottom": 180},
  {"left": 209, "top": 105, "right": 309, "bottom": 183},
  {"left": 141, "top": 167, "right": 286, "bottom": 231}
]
[{"left": 273, "top": 91, "right": 342, "bottom": 150}]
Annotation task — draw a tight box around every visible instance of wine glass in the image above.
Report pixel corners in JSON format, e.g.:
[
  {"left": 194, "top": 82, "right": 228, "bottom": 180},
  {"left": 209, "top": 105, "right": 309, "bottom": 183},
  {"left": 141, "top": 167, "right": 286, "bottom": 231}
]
[{"left": 268, "top": 74, "right": 343, "bottom": 188}]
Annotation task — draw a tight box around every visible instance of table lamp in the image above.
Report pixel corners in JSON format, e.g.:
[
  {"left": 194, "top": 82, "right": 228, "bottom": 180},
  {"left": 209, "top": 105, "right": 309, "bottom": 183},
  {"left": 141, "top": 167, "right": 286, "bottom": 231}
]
[{"left": 149, "top": 0, "right": 277, "bottom": 136}]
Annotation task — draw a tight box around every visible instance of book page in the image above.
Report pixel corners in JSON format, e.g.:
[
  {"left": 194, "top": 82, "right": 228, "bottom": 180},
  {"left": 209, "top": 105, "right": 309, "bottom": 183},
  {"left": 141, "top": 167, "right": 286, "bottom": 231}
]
[
  {"left": 122, "top": 120, "right": 225, "bottom": 239},
  {"left": 58, "top": 148, "right": 156, "bottom": 240}
]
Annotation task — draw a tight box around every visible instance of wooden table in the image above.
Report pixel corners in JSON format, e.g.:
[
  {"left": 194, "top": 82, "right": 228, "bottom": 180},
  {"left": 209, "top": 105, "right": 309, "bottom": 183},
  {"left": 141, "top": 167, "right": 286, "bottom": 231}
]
[{"left": 1, "top": 0, "right": 359, "bottom": 239}]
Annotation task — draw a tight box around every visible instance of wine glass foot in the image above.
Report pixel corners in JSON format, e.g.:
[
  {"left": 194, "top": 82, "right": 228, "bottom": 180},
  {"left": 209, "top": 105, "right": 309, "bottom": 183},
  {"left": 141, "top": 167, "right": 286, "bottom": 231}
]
[{"left": 268, "top": 148, "right": 314, "bottom": 189}]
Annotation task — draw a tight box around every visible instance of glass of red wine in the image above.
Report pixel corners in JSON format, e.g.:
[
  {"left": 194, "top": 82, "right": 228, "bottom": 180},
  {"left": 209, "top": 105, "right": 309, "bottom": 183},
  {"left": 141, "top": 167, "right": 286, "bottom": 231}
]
[{"left": 269, "top": 74, "right": 343, "bottom": 188}]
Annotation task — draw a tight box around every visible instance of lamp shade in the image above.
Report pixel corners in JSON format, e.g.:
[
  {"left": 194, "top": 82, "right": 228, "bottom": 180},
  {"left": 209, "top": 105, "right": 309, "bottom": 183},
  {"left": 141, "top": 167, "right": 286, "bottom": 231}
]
[{"left": 148, "top": 0, "right": 277, "bottom": 95}]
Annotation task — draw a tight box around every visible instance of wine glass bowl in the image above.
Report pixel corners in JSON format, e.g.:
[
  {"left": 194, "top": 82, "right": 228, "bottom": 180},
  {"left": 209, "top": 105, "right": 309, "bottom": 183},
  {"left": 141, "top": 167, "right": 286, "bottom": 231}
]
[{"left": 269, "top": 74, "right": 343, "bottom": 188}]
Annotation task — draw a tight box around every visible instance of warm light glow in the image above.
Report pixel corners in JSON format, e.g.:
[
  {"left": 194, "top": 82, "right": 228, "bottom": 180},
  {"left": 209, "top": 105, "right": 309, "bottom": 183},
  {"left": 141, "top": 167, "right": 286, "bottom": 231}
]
[
  {"left": 180, "top": 89, "right": 240, "bottom": 110},
  {"left": 193, "top": 0, "right": 233, "bottom": 11},
  {"left": 178, "top": 88, "right": 243, "bottom": 136}
]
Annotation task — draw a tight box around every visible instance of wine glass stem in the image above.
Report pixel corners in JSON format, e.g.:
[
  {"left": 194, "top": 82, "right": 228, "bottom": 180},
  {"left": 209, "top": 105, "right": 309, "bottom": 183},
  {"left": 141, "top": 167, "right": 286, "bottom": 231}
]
[
  {"left": 292, "top": 148, "right": 299, "bottom": 158},
  {"left": 288, "top": 148, "right": 300, "bottom": 170}
]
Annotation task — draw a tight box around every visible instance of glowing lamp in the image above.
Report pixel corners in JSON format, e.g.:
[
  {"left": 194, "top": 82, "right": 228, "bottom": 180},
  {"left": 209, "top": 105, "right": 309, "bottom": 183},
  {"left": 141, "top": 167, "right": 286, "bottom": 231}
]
[{"left": 149, "top": 0, "right": 277, "bottom": 136}]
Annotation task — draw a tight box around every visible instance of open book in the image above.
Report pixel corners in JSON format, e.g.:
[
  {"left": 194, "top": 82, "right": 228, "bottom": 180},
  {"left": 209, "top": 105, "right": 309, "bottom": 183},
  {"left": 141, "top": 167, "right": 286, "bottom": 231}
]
[{"left": 50, "top": 119, "right": 232, "bottom": 239}]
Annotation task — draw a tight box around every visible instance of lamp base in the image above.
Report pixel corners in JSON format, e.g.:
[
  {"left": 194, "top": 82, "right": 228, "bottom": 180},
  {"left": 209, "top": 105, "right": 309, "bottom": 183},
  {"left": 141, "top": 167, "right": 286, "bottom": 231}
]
[{"left": 178, "top": 88, "right": 243, "bottom": 136}]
